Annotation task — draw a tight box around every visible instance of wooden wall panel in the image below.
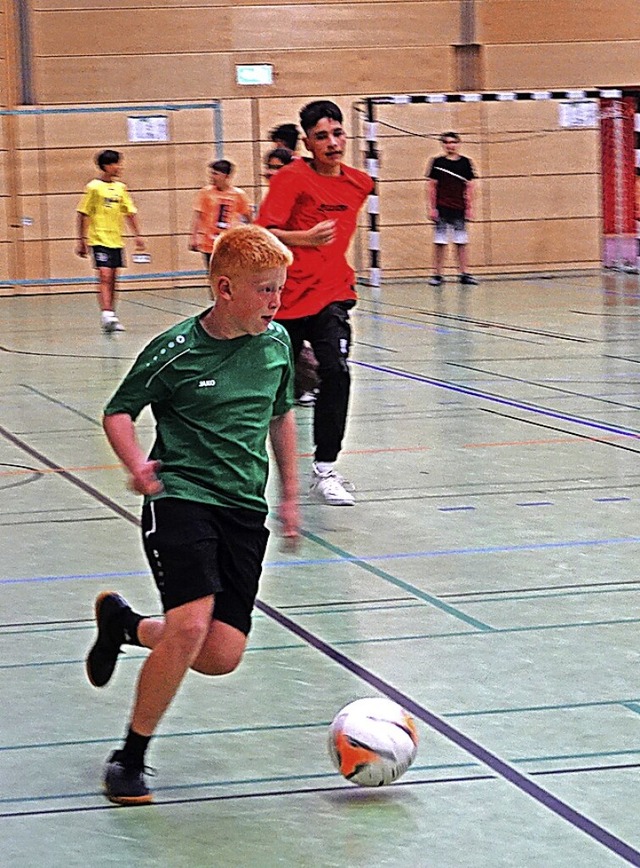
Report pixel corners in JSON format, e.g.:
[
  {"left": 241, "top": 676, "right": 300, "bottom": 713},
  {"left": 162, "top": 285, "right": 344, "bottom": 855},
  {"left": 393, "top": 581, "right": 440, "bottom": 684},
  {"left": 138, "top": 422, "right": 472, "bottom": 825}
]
[
  {"left": 45, "top": 236, "right": 175, "bottom": 279},
  {"left": 490, "top": 218, "right": 601, "bottom": 266},
  {"left": 378, "top": 179, "right": 486, "bottom": 227},
  {"left": 0, "top": 61, "right": 6, "bottom": 106},
  {"left": 375, "top": 102, "right": 485, "bottom": 138},
  {"left": 0, "top": 245, "right": 13, "bottom": 293},
  {"left": 5, "top": 0, "right": 634, "bottom": 288},
  {"left": 483, "top": 101, "right": 560, "bottom": 132},
  {"left": 176, "top": 244, "right": 211, "bottom": 275},
  {"left": 380, "top": 224, "right": 488, "bottom": 272},
  {"left": 17, "top": 149, "right": 43, "bottom": 196},
  {"left": 16, "top": 195, "right": 48, "bottom": 240},
  {"left": 480, "top": 0, "right": 640, "bottom": 44},
  {"left": 35, "top": 46, "right": 455, "bottom": 104},
  {"left": 15, "top": 114, "right": 41, "bottom": 148},
  {"left": 44, "top": 190, "right": 176, "bottom": 239},
  {"left": 485, "top": 43, "right": 640, "bottom": 91},
  {"left": 62, "top": 149, "right": 168, "bottom": 196},
  {"left": 379, "top": 137, "right": 482, "bottom": 181},
  {"left": 34, "top": 9, "right": 233, "bottom": 55},
  {"left": 488, "top": 175, "right": 599, "bottom": 222},
  {"left": 218, "top": 99, "right": 253, "bottom": 144},
  {"left": 0, "top": 3, "right": 5, "bottom": 107},
  {"left": 35, "top": 0, "right": 453, "bottom": 7},
  {"left": 41, "top": 112, "right": 165, "bottom": 149},
  {"left": 22, "top": 240, "right": 48, "bottom": 280},
  {"left": 0, "top": 195, "right": 8, "bottom": 242},
  {"left": 483, "top": 131, "right": 599, "bottom": 178},
  {"left": 373, "top": 129, "right": 598, "bottom": 184},
  {"left": 34, "top": 4, "right": 458, "bottom": 56},
  {"left": 379, "top": 217, "right": 602, "bottom": 274},
  {"left": 170, "top": 107, "right": 225, "bottom": 144}
]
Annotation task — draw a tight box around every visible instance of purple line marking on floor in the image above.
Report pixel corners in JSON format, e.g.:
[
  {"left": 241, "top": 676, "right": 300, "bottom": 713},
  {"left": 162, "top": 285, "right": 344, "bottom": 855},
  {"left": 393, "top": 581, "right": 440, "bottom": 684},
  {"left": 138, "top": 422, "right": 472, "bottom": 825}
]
[
  {"left": 593, "top": 497, "right": 631, "bottom": 503},
  {"left": 352, "top": 360, "right": 640, "bottom": 441},
  {"left": 257, "top": 599, "right": 640, "bottom": 866}
]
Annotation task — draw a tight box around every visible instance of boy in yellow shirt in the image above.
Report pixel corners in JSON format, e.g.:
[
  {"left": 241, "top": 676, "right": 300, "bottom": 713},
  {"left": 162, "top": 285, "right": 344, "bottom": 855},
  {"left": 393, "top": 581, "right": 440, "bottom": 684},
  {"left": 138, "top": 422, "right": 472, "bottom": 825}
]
[{"left": 76, "top": 150, "right": 146, "bottom": 333}]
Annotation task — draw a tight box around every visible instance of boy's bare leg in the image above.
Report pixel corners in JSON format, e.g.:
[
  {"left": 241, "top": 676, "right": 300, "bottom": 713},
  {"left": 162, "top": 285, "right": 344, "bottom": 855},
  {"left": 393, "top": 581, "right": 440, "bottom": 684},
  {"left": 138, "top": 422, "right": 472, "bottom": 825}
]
[
  {"left": 433, "top": 244, "right": 446, "bottom": 276},
  {"left": 456, "top": 243, "right": 468, "bottom": 274},
  {"left": 97, "top": 267, "right": 117, "bottom": 312},
  {"left": 138, "top": 613, "right": 247, "bottom": 677},
  {"left": 130, "top": 596, "right": 215, "bottom": 736}
]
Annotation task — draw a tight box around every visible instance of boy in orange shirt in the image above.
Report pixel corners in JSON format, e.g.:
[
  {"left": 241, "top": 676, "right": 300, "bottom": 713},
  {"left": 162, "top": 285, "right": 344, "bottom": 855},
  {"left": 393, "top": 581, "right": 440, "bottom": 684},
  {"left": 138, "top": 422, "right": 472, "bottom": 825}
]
[{"left": 189, "top": 159, "right": 252, "bottom": 266}]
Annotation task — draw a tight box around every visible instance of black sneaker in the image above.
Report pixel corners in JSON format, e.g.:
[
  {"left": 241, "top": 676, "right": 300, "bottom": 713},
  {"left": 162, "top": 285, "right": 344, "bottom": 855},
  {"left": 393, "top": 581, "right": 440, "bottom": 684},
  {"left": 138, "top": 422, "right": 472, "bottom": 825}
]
[
  {"left": 85, "top": 592, "right": 131, "bottom": 687},
  {"left": 428, "top": 275, "right": 443, "bottom": 287},
  {"left": 103, "top": 751, "right": 153, "bottom": 806},
  {"left": 459, "top": 273, "right": 478, "bottom": 285}
]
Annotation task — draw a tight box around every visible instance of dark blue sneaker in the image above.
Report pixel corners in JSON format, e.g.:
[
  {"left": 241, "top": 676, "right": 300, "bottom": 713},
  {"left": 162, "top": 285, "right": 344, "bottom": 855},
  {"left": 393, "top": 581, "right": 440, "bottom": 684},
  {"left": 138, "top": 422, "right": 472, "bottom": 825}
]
[
  {"left": 103, "top": 751, "right": 153, "bottom": 806},
  {"left": 459, "top": 273, "right": 478, "bottom": 285},
  {"left": 85, "top": 592, "right": 131, "bottom": 687}
]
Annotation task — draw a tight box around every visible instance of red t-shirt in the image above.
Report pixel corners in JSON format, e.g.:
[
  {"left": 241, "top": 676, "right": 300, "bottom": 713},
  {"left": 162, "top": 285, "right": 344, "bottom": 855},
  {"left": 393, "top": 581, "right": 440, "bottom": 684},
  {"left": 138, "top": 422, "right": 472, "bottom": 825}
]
[{"left": 256, "top": 159, "right": 374, "bottom": 319}]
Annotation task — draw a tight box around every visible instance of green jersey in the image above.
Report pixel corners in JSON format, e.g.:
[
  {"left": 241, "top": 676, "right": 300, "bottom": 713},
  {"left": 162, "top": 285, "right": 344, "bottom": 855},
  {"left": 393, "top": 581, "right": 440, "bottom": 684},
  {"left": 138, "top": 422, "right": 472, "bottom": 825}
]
[{"left": 104, "top": 311, "right": 294, "bottom": 512}]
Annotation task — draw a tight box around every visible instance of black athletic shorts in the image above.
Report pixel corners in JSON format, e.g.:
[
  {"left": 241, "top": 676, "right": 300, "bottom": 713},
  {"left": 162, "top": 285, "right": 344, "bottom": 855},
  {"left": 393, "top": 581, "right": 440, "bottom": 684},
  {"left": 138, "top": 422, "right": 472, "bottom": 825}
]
[
  {"left": 92, "top": 245, "right": 124, "bottom": 269},
  {"left": 141, "top": 497, "right": 270, "bottom": 636}
]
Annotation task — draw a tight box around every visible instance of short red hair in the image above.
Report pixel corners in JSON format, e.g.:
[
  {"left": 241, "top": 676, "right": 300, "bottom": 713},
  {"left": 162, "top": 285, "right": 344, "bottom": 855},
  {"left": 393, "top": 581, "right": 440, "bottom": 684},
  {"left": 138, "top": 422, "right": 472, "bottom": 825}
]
[{"left": 210, "top": 225, "right": 292, "bottom": 284}]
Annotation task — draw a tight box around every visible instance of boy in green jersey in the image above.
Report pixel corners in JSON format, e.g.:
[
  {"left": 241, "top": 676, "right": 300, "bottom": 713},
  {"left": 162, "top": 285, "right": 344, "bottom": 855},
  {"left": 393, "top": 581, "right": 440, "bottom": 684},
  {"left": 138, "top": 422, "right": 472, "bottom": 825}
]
[{"left": 86, "top": 225, "right": 299, "bottom": 805}]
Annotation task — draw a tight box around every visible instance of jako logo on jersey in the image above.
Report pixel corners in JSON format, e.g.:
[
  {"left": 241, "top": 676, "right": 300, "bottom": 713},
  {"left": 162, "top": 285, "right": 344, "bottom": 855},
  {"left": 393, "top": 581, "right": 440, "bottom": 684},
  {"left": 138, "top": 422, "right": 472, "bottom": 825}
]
[{"left": 198, "top": 379, "right": 216, "bottom": 388}]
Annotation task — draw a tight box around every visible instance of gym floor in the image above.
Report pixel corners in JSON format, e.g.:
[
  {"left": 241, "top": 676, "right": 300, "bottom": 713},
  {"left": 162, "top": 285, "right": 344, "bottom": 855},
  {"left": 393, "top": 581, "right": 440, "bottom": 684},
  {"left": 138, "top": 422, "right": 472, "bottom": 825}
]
[{"left": 2, "top": 271, "right": 640, "bottom": 867}]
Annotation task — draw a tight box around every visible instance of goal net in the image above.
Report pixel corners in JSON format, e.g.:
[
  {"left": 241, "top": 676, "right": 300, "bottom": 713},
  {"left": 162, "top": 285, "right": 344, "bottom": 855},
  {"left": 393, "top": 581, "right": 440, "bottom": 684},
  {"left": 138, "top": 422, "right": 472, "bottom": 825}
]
[{"left": 354, "top": 89, "right": 639, "bottom": 286}]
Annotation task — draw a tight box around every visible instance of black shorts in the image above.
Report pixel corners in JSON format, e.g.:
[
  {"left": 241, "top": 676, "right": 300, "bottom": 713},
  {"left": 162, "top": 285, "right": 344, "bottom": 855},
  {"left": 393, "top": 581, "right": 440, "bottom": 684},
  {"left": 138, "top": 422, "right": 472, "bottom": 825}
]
[
  {"left": 436, "top": 206, "right": 466, "bottom": 228},
  {"left": 141, "top": 497, "right": 270, "bottom": 636},
  {"left": 92, "top": 246, "right": 124, "bottom": 269}
]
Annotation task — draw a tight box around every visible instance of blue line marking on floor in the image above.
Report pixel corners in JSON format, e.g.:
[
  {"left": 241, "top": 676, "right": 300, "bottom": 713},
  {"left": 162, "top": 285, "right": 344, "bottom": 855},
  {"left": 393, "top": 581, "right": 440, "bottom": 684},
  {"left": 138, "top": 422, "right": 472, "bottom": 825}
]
[
  {"left": 5, "top": 532, "right": 640, "bottom": 585},
  {"left": 0, "top": 270, "right": 206, "bottom": 288}
]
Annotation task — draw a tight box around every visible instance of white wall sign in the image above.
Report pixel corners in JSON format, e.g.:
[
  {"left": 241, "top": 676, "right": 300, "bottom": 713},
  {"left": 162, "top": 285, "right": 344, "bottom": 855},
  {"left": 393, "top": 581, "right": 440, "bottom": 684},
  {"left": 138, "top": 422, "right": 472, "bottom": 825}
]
[
  {"left": 127, "top": 115, "right": 169, "bottom": 143},
  {"left": 558, "top": 101, "right": 599, "bottom": 129},
  {"left": 236, "top": 64, "right": 273, "bottom": 86}
]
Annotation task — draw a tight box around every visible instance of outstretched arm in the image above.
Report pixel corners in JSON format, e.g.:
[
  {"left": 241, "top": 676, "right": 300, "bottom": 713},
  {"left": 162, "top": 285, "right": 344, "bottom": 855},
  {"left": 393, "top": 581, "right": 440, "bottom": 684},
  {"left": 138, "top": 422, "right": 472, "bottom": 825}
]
[
  {"left": 268, "top": 410, "right": 300, "bottom": 549},
  {"left": 427, "top": 179, "right": 438, "bottom": 221},
  {"left": 75, "top": 213, "right": 89, "bottom": 257},
  {"left": 125, "top": 213, "right": 146, "bottom": 251},
  {"left": 465, "top": 180, "right": 474, "bottom": 221},
  {"left": 103, "top": 412, "right": 163, "bottom": 496}
]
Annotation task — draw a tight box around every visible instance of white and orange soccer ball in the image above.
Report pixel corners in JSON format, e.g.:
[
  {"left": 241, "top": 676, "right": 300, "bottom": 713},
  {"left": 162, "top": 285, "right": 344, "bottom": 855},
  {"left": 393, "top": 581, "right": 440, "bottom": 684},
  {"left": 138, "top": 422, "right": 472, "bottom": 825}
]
[{"left": 328, "top": 697, "right": 419, "bottom": 787}]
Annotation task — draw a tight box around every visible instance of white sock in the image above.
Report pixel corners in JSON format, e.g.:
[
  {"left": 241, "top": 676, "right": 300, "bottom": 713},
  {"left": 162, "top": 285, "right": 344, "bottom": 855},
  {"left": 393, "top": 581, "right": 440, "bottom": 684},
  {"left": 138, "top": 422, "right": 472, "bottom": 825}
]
[
  {"left": 101, "top": 309, "right": 115, "bottom": 321},
  {"left": 314, "top": 461, "right": 334, "bottom": 476}
]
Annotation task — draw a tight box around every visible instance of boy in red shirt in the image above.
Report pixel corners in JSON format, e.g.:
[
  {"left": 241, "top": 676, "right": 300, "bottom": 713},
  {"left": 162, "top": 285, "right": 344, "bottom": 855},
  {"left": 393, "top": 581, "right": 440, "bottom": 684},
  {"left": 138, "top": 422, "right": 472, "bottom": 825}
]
[{"left": 257, "top": 100, "right": 373, "bottom": 505}]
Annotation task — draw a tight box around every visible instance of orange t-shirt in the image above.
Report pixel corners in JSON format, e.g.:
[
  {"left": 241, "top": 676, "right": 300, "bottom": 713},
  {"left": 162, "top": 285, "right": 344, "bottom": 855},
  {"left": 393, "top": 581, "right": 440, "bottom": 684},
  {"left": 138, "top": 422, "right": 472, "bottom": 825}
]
[
  {"left": 256, "top": 159, "right": 373, "bottom": 319},
  {"left": 193, "top": 185, "right": 252, "bottom": 253}
]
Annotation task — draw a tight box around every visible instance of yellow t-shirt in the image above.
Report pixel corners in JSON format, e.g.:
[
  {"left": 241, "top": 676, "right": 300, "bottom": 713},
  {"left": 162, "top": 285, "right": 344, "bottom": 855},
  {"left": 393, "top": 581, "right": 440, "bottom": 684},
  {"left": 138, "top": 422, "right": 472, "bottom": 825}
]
[{"left": 77, "top": 179, "right": 137, "bottom": 248}]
